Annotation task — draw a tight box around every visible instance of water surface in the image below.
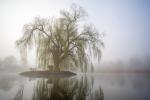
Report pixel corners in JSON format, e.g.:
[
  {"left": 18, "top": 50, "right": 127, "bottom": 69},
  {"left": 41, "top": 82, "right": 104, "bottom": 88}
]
[{"left": 0, "top": 73, "right": 150, "bottom": 100}]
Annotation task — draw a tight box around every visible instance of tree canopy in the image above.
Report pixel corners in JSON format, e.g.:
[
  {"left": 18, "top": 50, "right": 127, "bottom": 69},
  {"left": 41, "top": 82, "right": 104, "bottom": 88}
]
[{"left": 16, "top": 4, "right": 104, "bottom": 72}]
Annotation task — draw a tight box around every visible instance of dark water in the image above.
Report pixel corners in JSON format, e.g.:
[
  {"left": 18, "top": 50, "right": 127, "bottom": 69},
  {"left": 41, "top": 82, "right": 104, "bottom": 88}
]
[{"left": 0, "top": 73, "right": 150, "bottom": 100}]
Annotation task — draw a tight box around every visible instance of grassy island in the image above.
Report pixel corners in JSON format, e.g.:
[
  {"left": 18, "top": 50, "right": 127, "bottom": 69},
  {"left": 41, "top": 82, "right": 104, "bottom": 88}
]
[{"left": 20, "top": 71, "right": 76, "bottom": 78}]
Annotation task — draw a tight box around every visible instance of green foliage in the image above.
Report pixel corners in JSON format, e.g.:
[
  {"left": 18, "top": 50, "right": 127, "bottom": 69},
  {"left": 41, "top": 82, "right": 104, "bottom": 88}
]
[{"left": 16, "top": 4, "right": 104, "bottom": 72}]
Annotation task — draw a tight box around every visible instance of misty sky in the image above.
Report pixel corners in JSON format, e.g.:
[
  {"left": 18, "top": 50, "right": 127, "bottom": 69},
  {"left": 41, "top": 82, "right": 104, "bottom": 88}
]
[{"left": 0, "top": 0, "right": 150, "bottom": 65}]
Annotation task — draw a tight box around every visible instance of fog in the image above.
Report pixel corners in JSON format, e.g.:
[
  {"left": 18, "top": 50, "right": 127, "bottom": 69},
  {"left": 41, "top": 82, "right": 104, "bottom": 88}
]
[
  {"left": 0, "top": 56, "right": 26, "bottom": 72},
  {"left": 1, "top": 1, "right": 150, "bottom": 100},
  {"left": 96, "top": 56, "right": 150, "bottom": 72},
  {"left": 0, "top": 0, "right": 150, "bottom": 69}
]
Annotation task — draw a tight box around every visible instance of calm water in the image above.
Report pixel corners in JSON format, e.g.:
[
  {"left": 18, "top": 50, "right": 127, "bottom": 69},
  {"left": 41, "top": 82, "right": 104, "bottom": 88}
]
[{"left": 0, "top": 73, "right": 150, "bottom": 100}]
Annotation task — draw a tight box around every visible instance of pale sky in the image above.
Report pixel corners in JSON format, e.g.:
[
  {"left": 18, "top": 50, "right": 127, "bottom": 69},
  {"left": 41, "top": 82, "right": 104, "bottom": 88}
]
[{"left": 0, "top": 0, "right": 150, "bottom": 65}]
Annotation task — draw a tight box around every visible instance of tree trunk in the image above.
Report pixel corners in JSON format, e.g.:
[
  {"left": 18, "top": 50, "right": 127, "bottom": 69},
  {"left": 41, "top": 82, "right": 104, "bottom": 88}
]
[
  {"left": 53, "top": 52, "right": 61, "bottom": 72},
  {"left": 54, "top": 59, "right": 60, "bottom": 72},
  {"left": 54, "top": 67, "right": 60, "bottom": 72}
]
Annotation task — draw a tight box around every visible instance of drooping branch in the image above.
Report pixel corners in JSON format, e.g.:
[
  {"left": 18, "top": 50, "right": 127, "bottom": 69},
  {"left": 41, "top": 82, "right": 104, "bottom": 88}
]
[{"left": 16, "top": 4, "right": 104, "bottom": 72}]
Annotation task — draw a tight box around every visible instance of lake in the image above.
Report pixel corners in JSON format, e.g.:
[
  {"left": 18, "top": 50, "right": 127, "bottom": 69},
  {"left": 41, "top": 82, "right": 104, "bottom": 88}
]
[{"left": 0, "top": 73, "right": 150, "bottom": 100}]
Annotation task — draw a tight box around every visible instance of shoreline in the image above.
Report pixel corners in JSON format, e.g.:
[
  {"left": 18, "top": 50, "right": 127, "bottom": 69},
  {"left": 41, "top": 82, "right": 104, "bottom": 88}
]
[{"left": 20, "top": 70, "right": 76, "bottom": 78}]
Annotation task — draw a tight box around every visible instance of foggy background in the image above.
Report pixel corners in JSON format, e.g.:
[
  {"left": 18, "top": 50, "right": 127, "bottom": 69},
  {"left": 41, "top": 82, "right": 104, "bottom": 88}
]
[{"left": 0, "top": 0, "right": 150, "bottom": 71}]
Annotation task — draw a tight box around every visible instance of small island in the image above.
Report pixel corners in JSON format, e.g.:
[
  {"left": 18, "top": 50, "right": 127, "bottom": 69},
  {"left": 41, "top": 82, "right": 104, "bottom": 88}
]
[{"left": 20, "top": 70, "right": 76, "bottom": 78}]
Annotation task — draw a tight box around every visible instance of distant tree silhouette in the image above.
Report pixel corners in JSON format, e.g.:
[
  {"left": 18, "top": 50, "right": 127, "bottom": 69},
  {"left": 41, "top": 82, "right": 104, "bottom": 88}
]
[{"left": 0, "top": 56, "right": 24, "bottom": 72}]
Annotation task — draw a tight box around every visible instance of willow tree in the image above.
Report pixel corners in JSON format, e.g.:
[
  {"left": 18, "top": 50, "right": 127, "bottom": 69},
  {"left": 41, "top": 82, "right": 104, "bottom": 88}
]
[{"left": 16, "top": 4, "right": 104, "bottom": 72}]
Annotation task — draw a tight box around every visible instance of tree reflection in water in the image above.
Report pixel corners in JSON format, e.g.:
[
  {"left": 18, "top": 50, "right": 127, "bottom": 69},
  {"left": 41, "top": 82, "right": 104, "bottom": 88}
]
[
  {"left": 13, "top": 76, "right": 104, "bottom": 100},
  {"left": 12, "top": 86, "right": 24, "bottom": 100}
]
